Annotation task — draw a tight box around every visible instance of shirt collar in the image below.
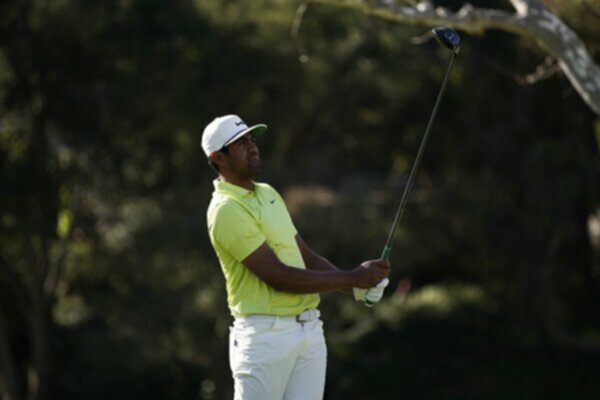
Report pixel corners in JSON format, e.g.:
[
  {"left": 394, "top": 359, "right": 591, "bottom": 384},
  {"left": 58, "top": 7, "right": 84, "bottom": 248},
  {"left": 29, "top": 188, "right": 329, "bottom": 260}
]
[{"left": 213, "top": 179, "right": 255, "bottom": 198}]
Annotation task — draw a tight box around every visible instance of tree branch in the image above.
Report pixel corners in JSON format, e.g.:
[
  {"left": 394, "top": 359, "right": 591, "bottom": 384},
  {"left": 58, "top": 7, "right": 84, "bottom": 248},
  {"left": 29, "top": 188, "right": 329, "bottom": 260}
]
[
  {"left": 516, "top": 56, "right": 561, "bottom": 85},
  {"left": 303, "top": 0, "right": 600, "bottom": 115}
]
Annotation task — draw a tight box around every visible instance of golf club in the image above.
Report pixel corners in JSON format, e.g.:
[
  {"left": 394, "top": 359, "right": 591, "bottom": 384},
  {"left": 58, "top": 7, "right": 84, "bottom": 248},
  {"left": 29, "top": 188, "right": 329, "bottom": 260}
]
[{"left": 366, "top": 27, "right": 461, "bottom": 307}]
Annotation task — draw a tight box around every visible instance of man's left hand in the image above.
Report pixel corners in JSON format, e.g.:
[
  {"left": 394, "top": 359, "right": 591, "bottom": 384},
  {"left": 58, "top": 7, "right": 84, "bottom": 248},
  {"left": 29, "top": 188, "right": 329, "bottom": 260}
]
[{"left": 353, "top": 278, "right": 389, "bottom": 303}]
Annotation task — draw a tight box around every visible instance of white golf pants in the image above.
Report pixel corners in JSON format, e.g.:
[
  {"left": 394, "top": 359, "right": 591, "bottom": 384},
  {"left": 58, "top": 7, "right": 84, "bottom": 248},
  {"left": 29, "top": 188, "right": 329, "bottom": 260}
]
[{"left": 229, "top": 310, "right": 327, "bottom": 400}]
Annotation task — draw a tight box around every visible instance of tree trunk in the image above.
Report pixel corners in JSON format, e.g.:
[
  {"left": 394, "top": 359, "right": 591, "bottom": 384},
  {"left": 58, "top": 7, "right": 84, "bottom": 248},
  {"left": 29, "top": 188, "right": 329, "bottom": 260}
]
[
  {"left": 27, "top": 83, "right": 53, "bottom": 400},
  {"left": 29, "top": 285, "right": 50, "bottom": 400},
  {"left": 0, "top": 308, "right": 25, "bottom": 400}
]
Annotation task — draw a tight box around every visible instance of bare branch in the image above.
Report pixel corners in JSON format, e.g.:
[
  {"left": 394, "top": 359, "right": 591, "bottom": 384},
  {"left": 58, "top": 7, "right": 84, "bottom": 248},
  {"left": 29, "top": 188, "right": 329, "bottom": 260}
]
[
  {"left": 508, "top": 0, "right": 528, "bottom": 15},
  {"left": 304, "top": 0, "right": 519, "bottom": 35},
  {"left": 516, "top": 57, "right": 561, "bottom": 85},
  {"left": 304, "top": 0, "right": 600, "bottom": 115},
  {"left": 291, "top": 2, "right": 310, "bottom": 63},
  {"left": 410, "top": 30, "right": 435, "bottom": 45}
]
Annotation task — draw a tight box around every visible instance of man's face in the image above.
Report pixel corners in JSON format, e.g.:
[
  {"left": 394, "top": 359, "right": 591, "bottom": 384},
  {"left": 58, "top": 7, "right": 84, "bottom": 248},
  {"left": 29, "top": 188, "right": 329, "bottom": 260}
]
[{"left": 220, "top": 134, "right": 262, "bottom": 179}]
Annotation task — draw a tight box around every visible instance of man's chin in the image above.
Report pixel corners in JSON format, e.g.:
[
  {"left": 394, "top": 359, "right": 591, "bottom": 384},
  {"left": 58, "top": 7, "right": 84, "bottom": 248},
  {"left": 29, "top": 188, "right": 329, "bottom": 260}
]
[{"left": 249, "top": 161, "right": 262, "bottom": 176}]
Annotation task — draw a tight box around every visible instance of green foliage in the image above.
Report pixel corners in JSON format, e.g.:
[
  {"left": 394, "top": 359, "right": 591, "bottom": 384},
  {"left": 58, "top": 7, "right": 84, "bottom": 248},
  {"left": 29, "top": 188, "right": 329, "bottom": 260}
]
[{"left": 0, "top": 0, "right": 598, "bottom": 399}]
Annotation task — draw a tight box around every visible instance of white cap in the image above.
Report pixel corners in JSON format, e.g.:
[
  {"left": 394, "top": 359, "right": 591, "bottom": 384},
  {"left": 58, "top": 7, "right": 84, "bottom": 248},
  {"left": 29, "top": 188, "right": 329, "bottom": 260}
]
[{"left": 201, "top": 114, "right": 267, "bottom": 156}]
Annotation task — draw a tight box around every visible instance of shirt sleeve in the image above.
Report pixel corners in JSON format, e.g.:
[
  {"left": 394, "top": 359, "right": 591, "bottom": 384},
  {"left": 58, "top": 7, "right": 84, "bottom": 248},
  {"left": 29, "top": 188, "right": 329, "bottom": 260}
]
[{"left": 210, "top": 201, "right": 266, "bottom": 262}]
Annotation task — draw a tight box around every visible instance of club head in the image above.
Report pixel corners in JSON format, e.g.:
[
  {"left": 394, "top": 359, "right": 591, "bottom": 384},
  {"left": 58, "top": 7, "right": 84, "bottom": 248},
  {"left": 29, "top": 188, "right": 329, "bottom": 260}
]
[{"left": 432, "top": 27, "right": 460, "bottom": 54}]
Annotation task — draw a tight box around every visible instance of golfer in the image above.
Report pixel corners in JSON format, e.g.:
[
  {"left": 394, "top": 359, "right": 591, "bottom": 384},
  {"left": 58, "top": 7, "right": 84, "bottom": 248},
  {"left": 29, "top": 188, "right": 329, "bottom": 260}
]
[{"left": 203, "top": 114, "right": 391, "bottom": 400}]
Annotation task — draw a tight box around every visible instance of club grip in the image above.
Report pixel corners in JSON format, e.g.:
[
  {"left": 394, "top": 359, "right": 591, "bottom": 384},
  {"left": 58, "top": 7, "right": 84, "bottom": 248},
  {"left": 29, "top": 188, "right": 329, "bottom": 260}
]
[
  {"left": 365, "top": 246, "right": 391, "bottom": 307},
  {"left": 381, "top": 245, "right": 391, "bottom": 262}
]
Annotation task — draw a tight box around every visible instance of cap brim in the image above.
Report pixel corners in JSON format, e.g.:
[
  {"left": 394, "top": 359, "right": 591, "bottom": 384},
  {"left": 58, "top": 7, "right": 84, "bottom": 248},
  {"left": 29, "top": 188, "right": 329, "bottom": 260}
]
[{"left": 223, "top": 124, "right": 267, "bottom": 147}]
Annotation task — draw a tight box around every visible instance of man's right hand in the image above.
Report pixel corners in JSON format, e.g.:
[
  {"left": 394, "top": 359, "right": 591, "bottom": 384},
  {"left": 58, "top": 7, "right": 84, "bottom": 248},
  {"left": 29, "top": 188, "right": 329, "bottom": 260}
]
[{"left": 351, "top": 259, "right": 391, "bottom": 288}]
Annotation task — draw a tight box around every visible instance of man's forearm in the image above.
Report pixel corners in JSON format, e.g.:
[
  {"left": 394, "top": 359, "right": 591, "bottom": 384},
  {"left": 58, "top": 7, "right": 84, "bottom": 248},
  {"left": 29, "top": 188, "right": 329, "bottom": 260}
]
[
  {"left": 305, "top": 255, "right": 339, "bottom": 272},
  {"left": 271, "top": 265, "right": 355, "bottom": 294},
  {"left": 243, "top": 241, "right": 387, "bottom": 295},
  {"left": 303, "top": 256, "right": 356, "bottom": 294}
]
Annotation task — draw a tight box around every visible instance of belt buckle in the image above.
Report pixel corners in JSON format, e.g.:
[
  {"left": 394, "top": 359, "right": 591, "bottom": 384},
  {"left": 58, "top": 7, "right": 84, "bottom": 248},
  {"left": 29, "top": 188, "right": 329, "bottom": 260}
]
[
  {"left": 296, "top": 313, "right": 307, "bottom": 324},
  {"left": 295, "top": 309, "right": 314, "bottom": 324}
]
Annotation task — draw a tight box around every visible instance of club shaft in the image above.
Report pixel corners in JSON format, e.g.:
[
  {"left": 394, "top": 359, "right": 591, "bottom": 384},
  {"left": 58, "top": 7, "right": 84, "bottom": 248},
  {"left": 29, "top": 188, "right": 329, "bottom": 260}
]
[{"left": 381, "top": 52, "right": 457, "bottom": 261}]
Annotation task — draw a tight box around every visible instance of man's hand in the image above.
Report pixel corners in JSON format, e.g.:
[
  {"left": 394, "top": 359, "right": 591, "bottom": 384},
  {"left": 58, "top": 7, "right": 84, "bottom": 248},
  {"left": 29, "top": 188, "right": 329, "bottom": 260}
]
[
  {"left": 366, "top": 278, "right": 389, "bottom": 303},
  {"left": 353, "top": 278, "right": 389, "bottom": 303},
  {"left": 351, "top": 259, "right": 391, "bottom": 289},
  {"left": 352, "top": 259, "right": 390, "bottom": 305}
]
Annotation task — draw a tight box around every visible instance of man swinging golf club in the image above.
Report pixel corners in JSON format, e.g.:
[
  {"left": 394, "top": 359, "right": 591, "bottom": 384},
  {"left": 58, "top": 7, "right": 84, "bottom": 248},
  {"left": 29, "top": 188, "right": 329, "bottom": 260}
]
[{"left": 203, "top": 114, "right": 391, "bottom": 400}]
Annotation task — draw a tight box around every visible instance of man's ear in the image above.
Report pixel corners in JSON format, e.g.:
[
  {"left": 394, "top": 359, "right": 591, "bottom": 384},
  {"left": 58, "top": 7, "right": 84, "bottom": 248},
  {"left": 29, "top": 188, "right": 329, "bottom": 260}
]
[{"left": 210, "top": 151, "right": 227, "bottom": 168}]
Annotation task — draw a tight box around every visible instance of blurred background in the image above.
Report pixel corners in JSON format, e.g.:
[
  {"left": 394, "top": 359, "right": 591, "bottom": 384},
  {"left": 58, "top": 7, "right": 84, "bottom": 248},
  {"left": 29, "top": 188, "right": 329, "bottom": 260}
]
[{"left": 1, "top": 0, "right": 599, "bottom": 399}]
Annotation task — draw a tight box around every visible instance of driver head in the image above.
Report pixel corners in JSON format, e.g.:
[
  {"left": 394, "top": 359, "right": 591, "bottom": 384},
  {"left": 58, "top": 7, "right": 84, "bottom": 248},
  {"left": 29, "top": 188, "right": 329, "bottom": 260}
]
[{"left": 432, "top": 27, "right": 461, "bottom": 54}]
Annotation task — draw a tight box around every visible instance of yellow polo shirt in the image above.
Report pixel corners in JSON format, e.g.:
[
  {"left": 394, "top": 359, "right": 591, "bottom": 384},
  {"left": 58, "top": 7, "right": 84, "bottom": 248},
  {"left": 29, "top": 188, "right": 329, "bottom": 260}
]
[{"left": 207, "top": 180, "right": 320, "bottom": 317}]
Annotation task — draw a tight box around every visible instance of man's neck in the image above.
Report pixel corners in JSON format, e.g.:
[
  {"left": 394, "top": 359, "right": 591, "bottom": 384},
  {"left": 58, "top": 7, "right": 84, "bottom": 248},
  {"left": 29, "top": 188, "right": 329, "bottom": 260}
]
[{"left": 220, "top": 175, "right": 254, "bottom": 191}]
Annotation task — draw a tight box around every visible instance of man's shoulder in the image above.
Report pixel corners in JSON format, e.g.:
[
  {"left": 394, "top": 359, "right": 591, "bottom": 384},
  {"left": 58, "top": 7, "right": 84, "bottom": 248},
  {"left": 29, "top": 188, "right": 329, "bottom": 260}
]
[
  {"left": 208, "top": 194, "right": 245, "bottom": 219},
  {"left": 254, "top": 182, "right": 281, "bottom": 197},
  {"left": 254, "top": 181, "right": 274, "bottom": 191}
]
